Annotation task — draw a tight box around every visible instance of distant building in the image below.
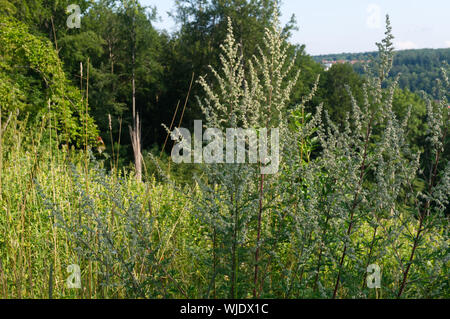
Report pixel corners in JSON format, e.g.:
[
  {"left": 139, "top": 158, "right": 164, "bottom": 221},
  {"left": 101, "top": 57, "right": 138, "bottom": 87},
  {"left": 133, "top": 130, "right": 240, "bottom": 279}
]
[{"left": 324, "top": 62, "right": 333, "bottom": 71}]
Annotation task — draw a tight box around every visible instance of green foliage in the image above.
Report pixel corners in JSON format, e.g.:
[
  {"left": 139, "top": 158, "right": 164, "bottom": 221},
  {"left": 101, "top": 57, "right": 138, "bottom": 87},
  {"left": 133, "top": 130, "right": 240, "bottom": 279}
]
[
  {"left": 315, "top": 48, "right": 450, "bottom": 98},
  {"left": 55, "top": 0, "right": 164, "bottom": 159},
  {"left": 0, "top": 1, "right": 448, "bottom": 300},
  {"left": 315, "top": 63, "right": 364, "bottom": 127},
  {"left": 0, "top": 17, "right": 97, "bottom": 146},
  {"left": 39, "top": 158, "right": 190, "bottom": 298},
  {"left": 392, "top": 88, "right": 427, "bottom": 153},
  {"left": 160, "top": 0, "right": 297, "bottom": 133},
  {"left": 0, "top": 111, "right": 195, "bottom": 298}
]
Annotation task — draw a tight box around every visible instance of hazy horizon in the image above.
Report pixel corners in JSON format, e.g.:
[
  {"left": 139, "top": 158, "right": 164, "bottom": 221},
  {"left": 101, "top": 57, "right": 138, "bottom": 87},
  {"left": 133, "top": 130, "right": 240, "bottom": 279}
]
[
  {"left": 140, "top": 0, "right": 450, "bottom": 56},
  {"left": 310, "top": 46, "right": 450, "bottom": 57}
]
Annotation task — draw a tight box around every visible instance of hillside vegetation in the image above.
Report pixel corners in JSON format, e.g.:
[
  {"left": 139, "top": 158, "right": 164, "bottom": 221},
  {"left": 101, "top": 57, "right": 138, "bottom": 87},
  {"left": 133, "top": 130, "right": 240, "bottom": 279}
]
[
  {"left": 314, "top": 48, "right": 450, "bottom": 97},
  {"left": 0, "top": 1, "right": 448, "bottom": 299}
]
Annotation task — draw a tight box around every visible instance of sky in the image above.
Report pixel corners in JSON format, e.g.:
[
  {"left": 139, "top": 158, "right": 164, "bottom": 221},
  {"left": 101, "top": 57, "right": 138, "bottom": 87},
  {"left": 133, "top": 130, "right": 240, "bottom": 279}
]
[{"left": 140, "top": 0, "right": 450, "bottom": 56}]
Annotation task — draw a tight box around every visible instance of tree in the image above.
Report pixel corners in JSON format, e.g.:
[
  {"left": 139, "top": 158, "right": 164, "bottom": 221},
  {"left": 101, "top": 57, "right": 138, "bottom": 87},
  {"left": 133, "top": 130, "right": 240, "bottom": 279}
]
[
  {"left": 0, "top": 17, "right": 97, "bottom": 145},
  {"left": 315, "top": 63, "right": 364, "bottom": 127},
  {"left": 54, "top": 0, "right": 164, "bottom": 165},
  {"left": 158, "top": 0, "right": 296, "bottom": 139},
  {"left": 392, "top": 88, "right": 427, "bottom": 153}
]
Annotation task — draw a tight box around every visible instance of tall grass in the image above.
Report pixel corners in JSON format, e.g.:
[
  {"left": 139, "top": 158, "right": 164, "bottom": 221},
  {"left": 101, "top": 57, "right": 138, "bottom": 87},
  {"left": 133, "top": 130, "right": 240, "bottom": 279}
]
[
  {"left": 0, "top": 111, "right": 196, "bottom": 298},
  {"left": 0, "top": 15, "right": 448, "bottom": 299}
]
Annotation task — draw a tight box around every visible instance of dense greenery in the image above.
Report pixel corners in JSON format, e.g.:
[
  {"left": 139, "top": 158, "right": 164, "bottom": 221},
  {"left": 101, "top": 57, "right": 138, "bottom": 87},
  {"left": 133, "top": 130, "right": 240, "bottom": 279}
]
[
  {"left": 0, "top": 17, "right": 97, "bottom": 145},
  {"left": 0, "top": 0, "right": 448, "bottom": 299},
  {"left": 314, "top": 48, "right": 450, "bottom": 98}
]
